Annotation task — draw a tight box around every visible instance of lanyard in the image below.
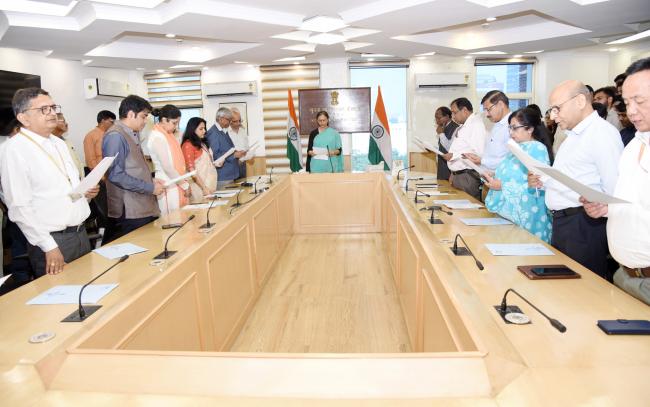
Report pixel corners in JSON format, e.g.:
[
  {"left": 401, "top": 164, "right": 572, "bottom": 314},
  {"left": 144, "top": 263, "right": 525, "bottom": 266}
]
[{"left": 20, "top": 131, "right": 72, "bottom": 186}]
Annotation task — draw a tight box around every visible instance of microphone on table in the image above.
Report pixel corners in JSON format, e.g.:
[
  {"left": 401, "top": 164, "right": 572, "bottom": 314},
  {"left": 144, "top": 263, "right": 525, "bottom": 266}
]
[
  {"left": 451, "top": 233, "right": 484, "bottom": 270},
  {"left": 496, "top": 288, "right": 567, "bottom": 333},
  {"left": 326, "top": 145, "right": 334, "bottom": 173},
  {"left": 252, "top": 176, "right": 263, "bottom": 194},
  {"left": 429, "top": 205, "right": 444, "bottom": 224},
  {"left": 268, "top": 166, "right": 274, "bottom": 184},
  {"left": 153, "top": 214, "right": 195, "bottom": 260},
  {"left": 61, "top": 255, "right": 129, "bottom": 322},
  {"left": 231, "top": 188, "right": 243, "bottom": 208},
  {"left": 200, "top": 196, "right": 219, "bottom": 230},
  {"left": 414, "top": 189, "right": 430, "bottom": 204},
  {"left": 405, "top": 177, "right": 424, "bottom": 192},
  {"left": 397, "top": 165, "right": 415, "bottom": 181}
]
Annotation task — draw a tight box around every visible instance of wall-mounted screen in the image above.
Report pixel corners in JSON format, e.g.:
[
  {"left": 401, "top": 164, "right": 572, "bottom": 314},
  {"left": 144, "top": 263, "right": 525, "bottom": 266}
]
[{"left": 0, "top": 70, "right": 41, "bottom": 135}]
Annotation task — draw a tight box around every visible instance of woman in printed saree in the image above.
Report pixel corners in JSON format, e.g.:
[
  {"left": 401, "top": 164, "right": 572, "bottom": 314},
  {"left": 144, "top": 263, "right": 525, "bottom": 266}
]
[
  {"left": 306, "top": 111, "right": 344, "bottom": 173},
  {"left": 484, "top": 108, "right": 554, "bottom": 242},
  {"left": 181, "top": 117, "right": 217, "bottom": 203},
  {"left": 146, "top": 104, "right": 190, "bottom": 215}
]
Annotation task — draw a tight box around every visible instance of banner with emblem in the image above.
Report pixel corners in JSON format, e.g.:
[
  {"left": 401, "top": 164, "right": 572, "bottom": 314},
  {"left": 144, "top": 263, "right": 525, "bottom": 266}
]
[
  {"left": 286, "top": 89, "right": 303, "bottom": 172},
  {"left": 368, "top": 86, "right": 392, "bottom": 170}
]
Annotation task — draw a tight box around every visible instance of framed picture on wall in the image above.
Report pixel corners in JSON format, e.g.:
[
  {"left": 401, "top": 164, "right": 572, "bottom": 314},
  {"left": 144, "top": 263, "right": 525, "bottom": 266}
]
[{"left": 218, "top": 102, "right": 248, "bottom": 130}]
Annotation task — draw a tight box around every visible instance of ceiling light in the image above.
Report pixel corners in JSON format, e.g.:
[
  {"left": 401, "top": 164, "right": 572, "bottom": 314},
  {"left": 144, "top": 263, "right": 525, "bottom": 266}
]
[
  {"left": 524, "top": 50, "right": 544, "bottom": 54},
  {"left": 469, "top": 50, "right": 506, "bottom": 55},
  {"left": 486, "top": 17, "right": 497, "bottom": 22},
  {"left": 91, "top": 0, "right": 164, "bottom": 8},
  {"left": 293, "top": 62, "right": 300, "bottom": 65},
  {"left": 136, "top": 67, "right": 145, "bottom": 70},
  {"left": 367, "top": 58, "right": 375, "bottom": 62},
  {"left": 607, "top": 48, "right": 619, "bottom": 52},
  {"left": 416, "top": 57, "right": 426, "bottom": 60},
  {"left": 273, "top": 56, "right": 306, "bottom": 62},
  {"left": 299, "top": 15, "right": 347, "bottom": 33},
  {"left": 170, "top": 64, "right": 202, "bottom": 69},
  {"left": 569, "top": 0, "right": 609, "bottom": 5},
  {"left": 156, "top": 69, "right": 165, "bottom": 73},
  {"left": 362, "top": 53, "right": 393, "bottom": 58},
  {"left": 415, "top": 52, "right": 436, "bottom": 56},
  {"left": 282, "top": 44, "right": 317, "bottom": 53},
  {"left": 234, "top": 61, "right": 249, "bottom": 64},
  {"left": 343, "top": 42, "right": 373, "bottom": 51},
  {"left": 607, "top": 29, "right": 650, "bottom": 45},
  {"left": 307, "top": 33, "right": 346, "bottom": 45},
  {"left": 165, "top": 33, "right": 176, "bottom": 38},
  {"left": 513, "top": 54, "right": 523, "bottom": 58}
]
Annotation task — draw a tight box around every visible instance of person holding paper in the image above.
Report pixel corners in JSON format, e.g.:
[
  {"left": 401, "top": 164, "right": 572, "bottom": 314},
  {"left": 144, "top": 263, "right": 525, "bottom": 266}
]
[
  {"left": 464, "top": 91, "right": 511, "bottom": 172},
  {"left": 434, "top": 106, "right": 458, "bottom": 181},
  {"left": 229, "top": 107, "right": 252, "bottom": 178},
  {"left": 441, "top": 98, "right": 487, "bottom": 201},
  {"left": 181, "top": 117, "right": 217, "bottom": 202},
  {"left": 1, "top": 88, "right": 99, "bottom": 278},
  {"left": 206, "top": 107, "right": 245, "bottom": 189},
  {"left": 528, "top": 80, "right": 623, "bottom": 280},
  {"left": 147, "top": 104, "right": 190, "bottom": 215},
  {"left": 582, "top": 57, "right": 650, "bottom": 304},
  {"left": 484, "top": 108, "right": 553, "bottom": 242},
  {"left": 102, "top": 95, "right": 163, "bottom": 244},
  {"left": 307, "top": 111, "right": 343, "bottom": 173}
]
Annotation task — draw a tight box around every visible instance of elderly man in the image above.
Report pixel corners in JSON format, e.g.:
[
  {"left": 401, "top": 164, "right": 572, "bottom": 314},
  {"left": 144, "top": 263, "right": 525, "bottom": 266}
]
[
  {"left": 594, "top": 86, "right": 623, "bottom": 130},
  {"left": 206, "top": 107, "right": 246, "bottom": 189},
  {"left": 434, "top": 106, "right": 458, "bottom": 181},
  {"left": 529, "top": 80, "right": 623, "bottom": 280},
  {"left": 53, "top": 113, "right": 85, "bottom": 178},
  {"left": 441, "top": 97, "right": 487, "bottom": 201},
  {"left": 582, "top": 57, "right": 650, "bottom": 305},
  {"left": 0, "top": 88, "right": 99, "bottom": 278},
  {"left": 464, "top": 90, "right": 511, "bottom": 172},
  {"left": 229, "top": 107, "right": 251, "bottom": 178}
]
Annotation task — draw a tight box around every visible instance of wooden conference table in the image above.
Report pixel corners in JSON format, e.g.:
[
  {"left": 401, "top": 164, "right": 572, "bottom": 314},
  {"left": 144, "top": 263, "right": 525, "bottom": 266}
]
[{"left": 1, "top": 171, "right": 649, "bottom": 406}]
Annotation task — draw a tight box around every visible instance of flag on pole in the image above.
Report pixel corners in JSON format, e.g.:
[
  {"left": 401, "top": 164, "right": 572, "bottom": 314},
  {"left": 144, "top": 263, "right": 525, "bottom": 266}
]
[
  {"left": 286, "top": 89, "right": 303, "bottom": 172},
  {"left": 368, "top": 86, "right": 392, "bottom": 170}
]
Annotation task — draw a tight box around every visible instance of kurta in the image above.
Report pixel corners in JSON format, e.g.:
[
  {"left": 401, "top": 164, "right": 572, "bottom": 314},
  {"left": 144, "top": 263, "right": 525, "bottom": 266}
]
[{"left": 309, "top": 127, "right": 344, "bottom": 173}]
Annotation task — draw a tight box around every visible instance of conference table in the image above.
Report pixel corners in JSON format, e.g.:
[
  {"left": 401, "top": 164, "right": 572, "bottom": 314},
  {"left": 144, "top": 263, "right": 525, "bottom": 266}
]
[{"left": 1, "top": 171, "right": 649, "bottom": 406}]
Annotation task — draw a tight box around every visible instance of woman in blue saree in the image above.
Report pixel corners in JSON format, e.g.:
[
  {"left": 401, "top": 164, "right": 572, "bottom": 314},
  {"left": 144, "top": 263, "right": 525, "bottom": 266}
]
[
  {"left": 307, "top": 111, "right": 343, "bottom": 173},
  {"left": 483, "top": 108, "right": 554, "bottom": 242}
]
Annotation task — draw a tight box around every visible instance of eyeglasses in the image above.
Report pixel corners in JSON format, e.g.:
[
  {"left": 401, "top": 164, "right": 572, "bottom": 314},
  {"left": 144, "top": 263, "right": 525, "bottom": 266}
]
[
  {"left": 485, "top": 103, "right": 497, "bottom": 113},
  {"left": 508, "top": 124, "right": 527, "bottom": 131},
  {"left": 549, "top": 94, "right": 580, "bottom": 116},
  {"left": 23, "top": 104, "right": 61, "bottom": 115}
]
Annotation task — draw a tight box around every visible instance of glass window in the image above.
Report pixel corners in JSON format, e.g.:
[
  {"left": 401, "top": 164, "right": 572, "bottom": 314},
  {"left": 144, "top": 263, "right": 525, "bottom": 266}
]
[
  {"left": 349, "top": 66, "right": 408, "bottom": 171},
  {"left": 476, "top": 63, "right": 534, "bottom": 110},
  {"left": 178, "top": 108, "right": 203, "bottom": 134}
]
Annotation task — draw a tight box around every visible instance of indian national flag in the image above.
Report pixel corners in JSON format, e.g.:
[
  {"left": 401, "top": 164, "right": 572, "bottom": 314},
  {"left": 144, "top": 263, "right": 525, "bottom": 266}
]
[
  {"left": 286, "top": 89, "right": 303, "bottom": 172},
  {"left": 368, "top": 86, "right": 392, "bottom": 170}
]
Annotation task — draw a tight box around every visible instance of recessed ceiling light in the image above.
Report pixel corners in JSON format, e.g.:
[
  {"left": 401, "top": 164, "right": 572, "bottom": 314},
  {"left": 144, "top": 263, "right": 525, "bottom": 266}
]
[
  {"left": 156, "top": 69, "right": 165, "bottom": 73},
  {"left": 307, "top": 32, "right": 346, "bottom": 45},
  {"left": 415, "top": 52, "right": 436, "bottom": 57},
  {"left": 469, "top": 50, "right": 506, "bottom": 55},
  {"left": 362, "top": 53, "right": 393, "bottom": 58},
  {"left": 165, "top": 33, "right": 176, "bottom": 38},
  {"left": 486, "top": 17, "right": 497, "bottom": 22},
  {"left": 273, "top": 56, "right": 306, "bottom": 62},
  {"left": 524, "top": 50, "right": 544, "bottom": 54},
  {"left": 299, "top": 15, "right": 347, "bottom": 33},
  {"left": 607, "top": 48, "right": 619, "bottom": 52},
  {"left": 234, "top": 61, "right": 249, "bottom": 64},
  {"left": 513, "top": 54, "right": 523, "bottom": 58},
  {"left": 136, "top": 67, "right": 145, "bottom": 70},
  {"left": 607, "top": 29, "right": 650, "bottom": 45},
  {"left": 367, "top": 58, "right": 375, "bottom": 62},
  {"left": 293, "top": 62, "right": 300, "bottom": 65}
]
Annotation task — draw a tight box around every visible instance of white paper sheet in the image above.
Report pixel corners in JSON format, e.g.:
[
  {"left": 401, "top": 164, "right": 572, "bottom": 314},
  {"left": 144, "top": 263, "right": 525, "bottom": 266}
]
[
  {"left": 461, "top": 158, "right": 489, "bottom": 176},
  {"left": 163, "top": 170, "right": 196, "bottom": 188},
  {"left": 205, "top": 190, "right": 241, "bottom": 198},
  {"left": 460, "top": 218, "right": 513, "bottom": 226},
  {"left": 182, "top": 201, "right": 229, "bottom": 210},
  {"left": 240, "top": 141, "right": 260, "bottom": 162},
  {"left": 434, "top": 199, "right": 471, "bottom": 205},
  {"left": 485, "top": 243, "right": 555, "bottom": 256},
  {"left": 533, "top": 166, "right": 629, "bottom": 204},
  {"left": 0, "top": 274, "right": 11, "bottom": 287},
  {"left": 214, "top": 147, "right": 236, "bottom": 167},
  {"left": 70, "top": 155, "right": 116, "bottom": 199},
  {"left": 93, "top": 243, "right": 148, "bottom": 259},
  {"left": 506, "top": 139, "right": 551, "bottom": 175},
  {"left": 26, "top": 284, "right": 119, "bottom": 305},
  {"left": 312, "top": 147, "right": 329, "bottom": 161},
  {"left": 413, "top": 136, "right": 444, "bottom": 156}
]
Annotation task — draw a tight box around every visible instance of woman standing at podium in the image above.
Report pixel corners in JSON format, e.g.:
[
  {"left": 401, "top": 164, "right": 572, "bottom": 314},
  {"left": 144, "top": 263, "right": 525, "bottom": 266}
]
[{"left": 306, "top": 111, "right": 343, "bottom": 173}]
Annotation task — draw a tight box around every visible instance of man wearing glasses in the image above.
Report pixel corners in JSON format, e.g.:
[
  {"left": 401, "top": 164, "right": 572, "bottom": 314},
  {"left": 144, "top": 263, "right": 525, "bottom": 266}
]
[
  {"left": 582, "top": 57, "right": 650, "bottom": 305},
  {"left": 464, "top": 90, "right": 511, "bottom": 172},
  {"left": 529, "top": 80, "right": 623, "bottom": 280},
  {"left": 206, "top": 107, "right": 246, "bottom": 189},
  {"left": 0, "top": 88, "right": 99, "bottom": 279}
]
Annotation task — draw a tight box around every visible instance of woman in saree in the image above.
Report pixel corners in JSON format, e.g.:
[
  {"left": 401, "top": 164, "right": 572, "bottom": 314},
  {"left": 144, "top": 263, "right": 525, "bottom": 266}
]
[
  {"left": 306, "top": 111, "right": 344, "bottom": 173},
  {"left": 181, "top": 117, "right": 217, "bottom": 202},
  {"left": 483, "top": 108, "right": 554, "bottom": 242}
]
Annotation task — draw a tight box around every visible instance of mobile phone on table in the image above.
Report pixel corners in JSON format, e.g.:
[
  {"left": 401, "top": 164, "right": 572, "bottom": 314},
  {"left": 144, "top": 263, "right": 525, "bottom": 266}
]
[
  {"left": 161, "top": 223, "right": 182, "bottom": 229},
  {"left": 531, "top": 266, "right": 576, "bottom": 276},
  {"left": 597, "top": 319, "right": 650, "bottom": 335}
]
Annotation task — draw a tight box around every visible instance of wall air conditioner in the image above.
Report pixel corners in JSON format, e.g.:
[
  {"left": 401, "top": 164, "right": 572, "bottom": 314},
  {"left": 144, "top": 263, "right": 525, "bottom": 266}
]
[
  {"left": 415, "top": 73, "right": 469, "bottom": 89},
  {"left": 84, "top": 78, "right": 130, "bottom": 99},
  {"left": 204, "top": 81, "right": 257, "bottom": 97}
]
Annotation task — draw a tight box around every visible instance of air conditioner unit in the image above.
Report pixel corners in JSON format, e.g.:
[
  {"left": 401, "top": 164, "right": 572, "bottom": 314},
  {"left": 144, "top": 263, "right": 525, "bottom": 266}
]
[
  {"left": 204, "top": 81, "right": 257, "bottom": 97},
  {"left": 415, "top": 73, "right": 469, "bottom": 89},
  {"left": 84, "top": 78, "right": 130, "bottom": 99}
]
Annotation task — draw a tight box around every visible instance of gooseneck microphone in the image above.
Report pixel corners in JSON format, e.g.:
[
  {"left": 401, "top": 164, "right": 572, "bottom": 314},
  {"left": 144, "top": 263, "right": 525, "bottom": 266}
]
[
  {"left": 268, "top": 166, "right": 274, "bottom": 184},
  {"left": 61, "top": 255, "right": 129, "bottom": 322},
  {"left": 405, "top": 177, "right": 424, "bottom": 192},
  {"left": 429, "top": 205, "right": 444, "bottom": 224},
  {"left": 451, "top": 233, "right": 484, "bottom": 270},
  {"left": 231, "top": 188, "right": 243, "bottom": 208},
  {"left": 397, "top": 165, "right": 415, "bottom": 181},
  {"left": 253, "top": 176, "right": 263, "bottom": 194},
  {"left": 497, "top": 288, "right": 567, "bottom": 333},
  {"left": 200, "top": 196, "right": 219, "bottom": 230},
  {"left": 153, "top": 214, "right": 195, "bottom": 260},
  {"left": 414, "top": 189, "right": 430, "bottom": 204},
  {"left": 326, "top": 145, "right": 334, "bottom": 173}
]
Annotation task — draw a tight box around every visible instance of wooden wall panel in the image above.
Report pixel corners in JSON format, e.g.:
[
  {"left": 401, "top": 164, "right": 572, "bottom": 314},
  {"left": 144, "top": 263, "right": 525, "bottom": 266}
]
[
  {"left": 398, "top": 223, "right": 419, "bottom": 350},
  {"left": 421, "top": 269, "right": 460, "bottom": 353},
  {"left": 276, "top": 185, "right": 294, "bottom": 252},
  {"left": 409, "top": 152, "right": 437, "bottom": 174},
  {"left": 252, "top": 200, "right": 280, "bottom": 284}
]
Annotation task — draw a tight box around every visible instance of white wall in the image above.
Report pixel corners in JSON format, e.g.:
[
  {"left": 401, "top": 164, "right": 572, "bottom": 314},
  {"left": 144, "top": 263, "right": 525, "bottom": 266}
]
[
  {"left": 319, "top": 58, "right": 352, "bottom": 155},
  {"left": 0, "top": 47, "right": 145, "bottom": 162}
]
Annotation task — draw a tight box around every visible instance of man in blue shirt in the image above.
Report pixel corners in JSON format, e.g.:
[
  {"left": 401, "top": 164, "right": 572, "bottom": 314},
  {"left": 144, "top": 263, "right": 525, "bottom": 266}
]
[
  {"left": 206, "top": 107, "right": 246, "bottom": 189},
  {"left": 463, "top": 90, "right": 511, "bottom": 172}
]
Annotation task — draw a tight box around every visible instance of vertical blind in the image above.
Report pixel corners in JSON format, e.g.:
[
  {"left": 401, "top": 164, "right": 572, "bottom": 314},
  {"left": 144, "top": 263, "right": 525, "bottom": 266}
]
[
  {"left": 144, "top": 70, "right": 203, "bottom": 108},
  {"left": 260, "top": 64, "right": 320, "bottom": 173}
]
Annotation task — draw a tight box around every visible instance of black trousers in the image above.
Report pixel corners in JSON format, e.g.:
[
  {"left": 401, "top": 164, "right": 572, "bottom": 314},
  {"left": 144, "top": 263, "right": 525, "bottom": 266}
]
[
  {"left": 551, "top": 210, "right": 609, "bottom": 280},
  {"left": 27, "top": 229, "right": 91, "bottom": 279}
]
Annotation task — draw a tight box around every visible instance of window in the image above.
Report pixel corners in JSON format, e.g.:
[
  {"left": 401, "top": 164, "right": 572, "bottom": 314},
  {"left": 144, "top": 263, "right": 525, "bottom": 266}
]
[
  {"left": 178, "top": 107, "right": 203, "bottom": 134},
  {"left": 475, "top": 60, "right": 534, "bottom": 110},
  {"left": 144, "top": 71, "right": 203, "bottom": 109},
  {"left": 349, "top": 66, "right": 408, "bottom": 171}
]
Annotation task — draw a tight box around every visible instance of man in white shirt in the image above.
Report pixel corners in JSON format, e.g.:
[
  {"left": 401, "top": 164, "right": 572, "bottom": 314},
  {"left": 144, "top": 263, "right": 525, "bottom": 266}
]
[
  {"left": 582, "top": 57, "right": 650, "bottom": 305},
  {"left": 229, "top": 107, "right": 251, "bottom": 178},
  {"left": 594, "top": 86, "right": 623, "bottom": 130},
  {"left": 464, "top": 90, "right": 510, "bottom": 172},
  {"left": 1, "top": 88, "right": 99, "bottom": 278},
  {"left": 441, "top": 97, "right": 487, "bottom": 201},
  {"left": 529, "top": 80, "right": 623, "bottom": 280}
]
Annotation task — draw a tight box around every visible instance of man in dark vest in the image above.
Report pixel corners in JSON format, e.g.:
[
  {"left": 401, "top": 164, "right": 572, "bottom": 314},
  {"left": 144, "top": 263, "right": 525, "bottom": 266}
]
[{"left": 102, "top": 95, "right": 163, "bottom": 243}]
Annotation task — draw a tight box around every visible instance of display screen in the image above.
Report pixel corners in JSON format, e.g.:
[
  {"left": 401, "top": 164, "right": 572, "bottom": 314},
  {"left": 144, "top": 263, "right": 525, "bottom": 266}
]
[{"left": 0, "top": 70, "right": 41, "bottom": 135}]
